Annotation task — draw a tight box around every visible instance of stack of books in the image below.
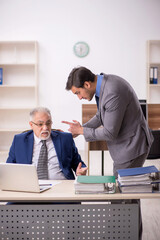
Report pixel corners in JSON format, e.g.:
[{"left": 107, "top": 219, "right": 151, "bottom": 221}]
[
  {"left": 117, "top": 165, "right": 160, "bottom": 193},
  {"left": 74, "top": 175, "right": 116, "bottom": 194}
]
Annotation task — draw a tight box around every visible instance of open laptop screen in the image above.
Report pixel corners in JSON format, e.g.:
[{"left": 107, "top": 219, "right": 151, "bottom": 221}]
[{"left": 0, "top": 163, "right": 51, "bottom": 193}]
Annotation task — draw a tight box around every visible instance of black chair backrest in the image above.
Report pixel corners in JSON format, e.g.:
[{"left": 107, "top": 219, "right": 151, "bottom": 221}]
[{"left": 147, "top": 130, "right": 160, "bottom": 159}]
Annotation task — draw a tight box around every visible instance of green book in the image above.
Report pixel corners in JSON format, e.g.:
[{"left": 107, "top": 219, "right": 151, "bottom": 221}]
[{"left": 77, "top": 175, "right": 115, "bottom": 184}]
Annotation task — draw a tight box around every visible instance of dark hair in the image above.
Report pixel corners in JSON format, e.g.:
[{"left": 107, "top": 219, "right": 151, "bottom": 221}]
[{"left": 66, "top": 66, "right": 96, "bottom": 90}]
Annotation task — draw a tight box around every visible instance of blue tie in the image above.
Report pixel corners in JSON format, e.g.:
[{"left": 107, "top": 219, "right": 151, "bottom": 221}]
[{"left": 95, "top": 96, "right": 99, "bottom": 109}]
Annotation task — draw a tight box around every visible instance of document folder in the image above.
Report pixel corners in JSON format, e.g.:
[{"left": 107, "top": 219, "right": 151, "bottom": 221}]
[
  {"left": 75, "top": 175, "right": 116, "bottom": 194},
  {"left": 117, "top": 165, "right": 159, "bottom": 177},
  {"left": 77, "top": 175, "right": 115, "bottom": 183}
]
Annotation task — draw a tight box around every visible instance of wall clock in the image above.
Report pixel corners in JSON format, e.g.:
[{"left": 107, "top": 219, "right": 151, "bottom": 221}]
[{"left": 73, "top": 41, "right": 89, "bottom": 58}]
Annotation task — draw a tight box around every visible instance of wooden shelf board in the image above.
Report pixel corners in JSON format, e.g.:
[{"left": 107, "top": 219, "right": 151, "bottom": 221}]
[
  {"left": 0, "top": 63, "right": 36, "bottom": 66},
  {"left": 0, "top": 85, "right": 36, "bottom": 88},
  {"left": 0, "top": 107, "right": 35, "bottom": 110},
  {"left": 0, "top": 129, "right": 27, "bottom": 132}
]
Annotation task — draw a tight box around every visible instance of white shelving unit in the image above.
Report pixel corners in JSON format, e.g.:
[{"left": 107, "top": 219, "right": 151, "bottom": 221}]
[
  {"left": 0, "top": 41, "right": 38, "bottom": 162},
  {"left": 147, "top": 40, "right": 160, "bottom": 103}
]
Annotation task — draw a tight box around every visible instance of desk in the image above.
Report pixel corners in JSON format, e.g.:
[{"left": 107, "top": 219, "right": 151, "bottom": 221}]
[{"left": 0, "top": 180, "right": 160, "bottom": 240}]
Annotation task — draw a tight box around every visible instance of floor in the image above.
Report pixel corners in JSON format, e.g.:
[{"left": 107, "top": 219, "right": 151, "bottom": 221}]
[
  {"left": 141, "top": 198, "right": 160, "bottom": 240},
  {"left": 141, "top": 159, "right": 160, "bottom": 240}
]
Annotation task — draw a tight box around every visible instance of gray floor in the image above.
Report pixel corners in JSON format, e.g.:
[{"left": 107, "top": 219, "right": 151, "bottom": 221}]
[
  {"left": 141, "top": 198, "right": 160, "bottom": 240},
  {"left": 141, "top": 159, "right": 160, "bottom": 240}
]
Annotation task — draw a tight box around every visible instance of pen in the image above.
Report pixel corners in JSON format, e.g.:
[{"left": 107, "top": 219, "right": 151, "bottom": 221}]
[{"left": 39, "top": 184, "right": 52, "bottom": 186}]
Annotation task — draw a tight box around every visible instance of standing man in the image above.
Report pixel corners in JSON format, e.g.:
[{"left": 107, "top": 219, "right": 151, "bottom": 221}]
[
  {"left": 7, "top": 107, "right": 87, "bottom": 180},
  {"left": 62, "top": 66, "right": 153, "bottom": 177},
  {"left": 62, "top": 67, "right": 154, "bottom": 239}
]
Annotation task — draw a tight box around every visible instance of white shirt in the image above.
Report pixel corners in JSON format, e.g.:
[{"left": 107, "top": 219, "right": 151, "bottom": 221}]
[{"left": 32, "top": 134, "right": 66, "bottom": 180}]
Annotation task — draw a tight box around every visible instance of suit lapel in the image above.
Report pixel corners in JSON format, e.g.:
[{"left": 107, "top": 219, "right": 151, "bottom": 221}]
[
  {"left": 25, "top": 132, "right": 34, "bottom": 164},
  {"left": 51, "top": 131, "right": 62, "bottom": 165},
  {"left": 99, "top": 75, "right": 106, "bottom": 123},
  {"left": 99, "top": 75, "right": 106, "bottom": 109}
]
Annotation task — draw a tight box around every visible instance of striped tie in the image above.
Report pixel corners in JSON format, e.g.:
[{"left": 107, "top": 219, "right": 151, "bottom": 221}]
[{"left": 37, "top": 140, "right": 48, "bottom": 179}]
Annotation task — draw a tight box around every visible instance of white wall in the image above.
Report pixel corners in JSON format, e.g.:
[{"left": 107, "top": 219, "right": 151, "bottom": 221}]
[{"left": 1, "top": 0, "right": 160, "bottom": 151}]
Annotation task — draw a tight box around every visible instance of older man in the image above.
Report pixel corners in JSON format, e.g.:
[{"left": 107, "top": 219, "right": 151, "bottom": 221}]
[{"left": 7, "top": 107, "right": 87, "bottom": 180}]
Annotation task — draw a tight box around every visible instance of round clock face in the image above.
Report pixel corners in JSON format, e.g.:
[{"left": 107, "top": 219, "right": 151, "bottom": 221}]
[{"left": 73, "top": 41, "right": 89, "bottom": 58}]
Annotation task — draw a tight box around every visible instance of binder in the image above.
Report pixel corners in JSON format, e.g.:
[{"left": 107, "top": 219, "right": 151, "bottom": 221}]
[
  {"left": 0, "top": 68, "right": 3, "bottom": 85},
  {"left": 117, "top": 165, "right": 159, "bottom": 177},
  {"left": 117, "top": 166, "right": 160, "bottom": 193},
  {"left": 153, "top": 67, "right": 158, "bottom": 84},
  {"left": 77, "top": 175, "right": 115, "bottom": 184},
  {"left": 75, "top": 175, "right": 116, "bottom": 194},
  {"left": 150, "top": 67, "right": 154, "bottom": 84},
  {"left": 118, "top": 184, "right": 152, "bottom": 193}
]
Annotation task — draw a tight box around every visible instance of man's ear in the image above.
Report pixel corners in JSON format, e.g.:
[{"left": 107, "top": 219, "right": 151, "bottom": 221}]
[
  {"left": 29, "top": 121, "right": 33, "bottom": 129},
  {"left": 84, "top": 81, "right": 91, "bottom": 89}
]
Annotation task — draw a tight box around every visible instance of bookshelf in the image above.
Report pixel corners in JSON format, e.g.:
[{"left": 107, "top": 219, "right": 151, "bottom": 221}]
[
  {"left": 0, "top": 41, "right": 38, "bottom": 162},
  {"left": 147, "top": 40, "right": 160, "bottom": 103}
]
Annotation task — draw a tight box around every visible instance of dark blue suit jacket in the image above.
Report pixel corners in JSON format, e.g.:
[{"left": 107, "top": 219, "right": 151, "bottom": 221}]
[{"left": 6, "top": 130, "right": 86, "bottom": 180}]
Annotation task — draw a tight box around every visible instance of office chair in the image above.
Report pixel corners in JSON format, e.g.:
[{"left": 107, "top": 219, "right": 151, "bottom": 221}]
[
  {"left": 23, "top": 129, "right": 62, "bottom": 133},
  {"left": 147, "top": 130, "right": 160, "bottom": 159}
]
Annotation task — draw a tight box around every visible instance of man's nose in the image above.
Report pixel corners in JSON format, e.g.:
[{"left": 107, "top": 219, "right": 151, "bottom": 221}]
[{"left": 43, "top": 124, "right": 48, "bottom": 130}]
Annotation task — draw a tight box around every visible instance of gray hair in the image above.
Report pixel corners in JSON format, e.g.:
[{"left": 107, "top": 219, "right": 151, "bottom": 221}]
[{"left": 29, "top": 107, "right": 52, "bottom": 121}]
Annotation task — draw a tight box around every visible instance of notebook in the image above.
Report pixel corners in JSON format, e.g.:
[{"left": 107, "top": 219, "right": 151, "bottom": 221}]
[{"left": 0, "top": 163, "right": 52, "bottom": 193}]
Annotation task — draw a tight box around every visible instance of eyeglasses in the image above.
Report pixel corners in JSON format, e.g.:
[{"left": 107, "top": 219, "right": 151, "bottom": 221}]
[{"left": 31, "top": 121, "right": 52, "bottom": 128}]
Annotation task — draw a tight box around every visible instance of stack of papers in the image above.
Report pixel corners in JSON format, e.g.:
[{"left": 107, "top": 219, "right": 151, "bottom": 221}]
[
  {"left": 118, "top": 184, "right": 152, "bottom": 193},
  {"left": 118, "top": 173, "right": 152, "bottom": 185},
  {"left": 117, "top": 165, "right": 160, "bottom": 193},
  {"left": 74, "top": 175, "right": 116, "bottom": 194}
]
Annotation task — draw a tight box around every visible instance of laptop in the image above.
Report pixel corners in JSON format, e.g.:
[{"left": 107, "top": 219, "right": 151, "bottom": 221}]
[{"left": 0, "top": 163, "right": 52, "bottom": 193}]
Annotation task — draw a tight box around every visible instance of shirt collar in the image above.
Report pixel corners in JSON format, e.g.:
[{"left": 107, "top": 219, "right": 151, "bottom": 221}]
[{"left": 95, "top": 74, "right": 103, "bottom": 97}]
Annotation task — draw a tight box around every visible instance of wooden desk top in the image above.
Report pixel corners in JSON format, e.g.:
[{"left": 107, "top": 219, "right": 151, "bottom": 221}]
[{"left": 0, "top": 180, "right": 160, "bottom": 202}]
